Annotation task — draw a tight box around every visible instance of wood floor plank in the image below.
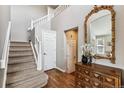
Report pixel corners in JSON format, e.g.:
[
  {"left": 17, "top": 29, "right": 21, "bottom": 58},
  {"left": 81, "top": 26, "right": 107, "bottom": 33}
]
[{"left": 45, "top": 69, "right": 75, "bottom": 88}]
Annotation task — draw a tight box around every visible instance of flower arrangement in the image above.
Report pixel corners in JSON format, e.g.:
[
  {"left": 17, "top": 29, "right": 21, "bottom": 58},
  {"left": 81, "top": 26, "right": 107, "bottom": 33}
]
[{"left": 81, "top": 43, "right": 95, "bottom": 64}]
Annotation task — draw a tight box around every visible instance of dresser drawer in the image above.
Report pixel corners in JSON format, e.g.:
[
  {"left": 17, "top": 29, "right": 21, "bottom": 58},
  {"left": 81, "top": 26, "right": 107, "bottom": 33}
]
[
  {"left": 102, "top": 83, "right": 115, "bottom": 88},
  {"left": 103, "top": 75, "right": 116, "bottom": 86}
]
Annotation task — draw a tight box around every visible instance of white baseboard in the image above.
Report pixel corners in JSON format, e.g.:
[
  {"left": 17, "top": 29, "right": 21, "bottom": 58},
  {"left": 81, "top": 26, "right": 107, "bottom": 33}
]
[{"left": 55, "top": 67, "right": 65, "bottom": 72}]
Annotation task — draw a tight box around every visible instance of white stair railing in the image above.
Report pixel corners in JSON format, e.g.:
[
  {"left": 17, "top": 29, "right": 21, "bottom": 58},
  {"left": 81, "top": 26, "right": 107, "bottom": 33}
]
[
  {"left": 30, "top": 35, "right": 42, "bottom": 70},
  {"left": 30, "top": 14, "right": 54, "bottom": 30},
  {"left": 29, "top": 5, "right": 70, "bottom": 30},
  {"left": 0, "top": 21, "right": 11, "bottom": 88},
  {"left": 54, "top": 5, "right": 70, "bottom": 17}
]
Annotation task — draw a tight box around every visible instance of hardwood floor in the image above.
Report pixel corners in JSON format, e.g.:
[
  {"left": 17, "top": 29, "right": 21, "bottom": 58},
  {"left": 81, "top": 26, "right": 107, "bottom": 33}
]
[{"left": 45, "top": 69, "right": 75, "bottom": 88}]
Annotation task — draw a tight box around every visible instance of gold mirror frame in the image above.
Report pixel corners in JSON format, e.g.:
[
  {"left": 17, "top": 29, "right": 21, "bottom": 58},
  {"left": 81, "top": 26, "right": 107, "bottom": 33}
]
[{"left": 84, "top": 5, "right": 116, "bottom": 64}]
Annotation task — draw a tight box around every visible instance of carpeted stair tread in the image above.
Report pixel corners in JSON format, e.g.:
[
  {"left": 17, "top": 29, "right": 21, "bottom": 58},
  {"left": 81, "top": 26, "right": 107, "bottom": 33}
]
[
  {"left": 10, "top": 46, "right": 32, "bottom": 51},
  {"left": 6, "top": 68, "right": 43, "bottom": 84},
  {"left": 6, "top": 72, "right": 48, "bottom": 88},
  {"left": 33, "top": 81, "right": 48, "bottom": 88},
  {"left": 8, "top": 56, "right": 35, "bottom": 64},
  {"left": 7, "top": 62, "right": 36, "bottom": 73},
  {"left": 9, "top": 52, "right": 33, "bottom": 57},
  {"left": 9, "top": 51, "right": 33, "bottom": 57},
  {"left": 10, "top": 41, "right": 29, "bottom": 44},
  {"left": 10, "top": 43, "right": 30, "bottom": 47}
]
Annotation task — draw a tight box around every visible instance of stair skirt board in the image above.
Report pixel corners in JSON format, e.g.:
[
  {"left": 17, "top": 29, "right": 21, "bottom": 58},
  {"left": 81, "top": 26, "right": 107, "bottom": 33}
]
[{"left": 6, "top": 41, "right": 48, "bottom": 88}]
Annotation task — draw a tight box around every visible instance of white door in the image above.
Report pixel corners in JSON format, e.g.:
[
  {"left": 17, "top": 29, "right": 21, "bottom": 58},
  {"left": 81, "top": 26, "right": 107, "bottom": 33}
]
[
  {"left": 42, "top": 31, "right": 56, "bottom": 71},
  {"left": 66, "top": 40, "right": 77, "bottom": 73}
]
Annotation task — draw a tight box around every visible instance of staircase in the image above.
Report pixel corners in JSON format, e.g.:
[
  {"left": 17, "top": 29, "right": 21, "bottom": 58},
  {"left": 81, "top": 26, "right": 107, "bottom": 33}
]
[{"left": 6, "top": 42, "right": 48, "bottom": 88}]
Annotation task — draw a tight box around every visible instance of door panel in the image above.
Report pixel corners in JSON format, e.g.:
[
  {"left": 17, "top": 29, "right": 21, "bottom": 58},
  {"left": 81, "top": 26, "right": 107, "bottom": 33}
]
[
  {"left": 43, "top": 31, "right": 56, "bottom": 71},
  {"left": 67, "top": 40, "right": 77, "bottom": 73},
  {"left": 65, "top": 29, "right": 78, "bottom": 73}
]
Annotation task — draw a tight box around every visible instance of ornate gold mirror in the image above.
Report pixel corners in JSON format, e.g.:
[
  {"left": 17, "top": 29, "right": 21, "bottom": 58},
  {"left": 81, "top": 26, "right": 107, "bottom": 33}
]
[{"left": 84, "top": 5, "right": 115, "bottom": 64}]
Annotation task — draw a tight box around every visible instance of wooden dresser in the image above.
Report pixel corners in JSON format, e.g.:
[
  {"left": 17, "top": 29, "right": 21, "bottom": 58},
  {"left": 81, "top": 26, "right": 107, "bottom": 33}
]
[{"left": 75, "top": 62, "right": 122, "bottom": 88}]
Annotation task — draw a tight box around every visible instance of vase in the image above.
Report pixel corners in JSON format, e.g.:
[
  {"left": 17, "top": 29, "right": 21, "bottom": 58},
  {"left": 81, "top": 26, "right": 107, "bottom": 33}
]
[
  {"left": 81, "top": 55, "right": 92, "bottom": 64},
  {"left": 81, "top": 55, "right": 88, "bottom": 64},
  {"left": 87, "top": 56, "right": 92, "bottom": 64}
]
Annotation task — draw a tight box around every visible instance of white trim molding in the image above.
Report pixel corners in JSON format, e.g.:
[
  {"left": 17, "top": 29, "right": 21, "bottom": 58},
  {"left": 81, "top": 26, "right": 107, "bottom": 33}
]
[
  {"left": 0, "top": 21, "right": 11, "bottom": 69},
  {"left": 55, "top": 67, "right": 65, "bottom": 72},
  {"left": 0, "top": 21, "right": 11, "bottom": 88}
]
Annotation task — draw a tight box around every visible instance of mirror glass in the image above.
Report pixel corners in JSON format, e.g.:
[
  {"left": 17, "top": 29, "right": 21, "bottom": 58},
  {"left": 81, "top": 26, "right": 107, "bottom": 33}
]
[{"left": 87, "top": 10, "right": 112, "bottom": 59}]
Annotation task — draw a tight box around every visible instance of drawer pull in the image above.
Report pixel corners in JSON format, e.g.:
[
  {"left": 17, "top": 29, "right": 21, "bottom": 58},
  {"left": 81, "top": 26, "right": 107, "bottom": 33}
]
[
  {"left": 94, "top": 73, "right": 100, "bottom": 77},
  {"left": 106, "top": 78, "right": 112, "bottom": 82},
  {"left": 84, "top": 70, "right": 89, "bottom": 74},
  {"left": 77, "top": 82, "right": 81, "bottom": 85},
  {"left": 85, "top": 78, "right": 89, "bottom": 82},
  {"left": 94, "top": 82, "right": 99, "bottom": 86}
]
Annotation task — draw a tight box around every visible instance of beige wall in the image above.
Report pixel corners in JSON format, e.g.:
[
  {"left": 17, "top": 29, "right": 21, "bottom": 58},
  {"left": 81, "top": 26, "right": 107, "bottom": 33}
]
[
  {"left": 0, "top": 5, "right": 10, "bottom": 87},
  {"left": 51, "top": 5, "right": 124, "bottom": 84},
  {"left": 11, "top": 5, "right": 47, "bottom": 41}
]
